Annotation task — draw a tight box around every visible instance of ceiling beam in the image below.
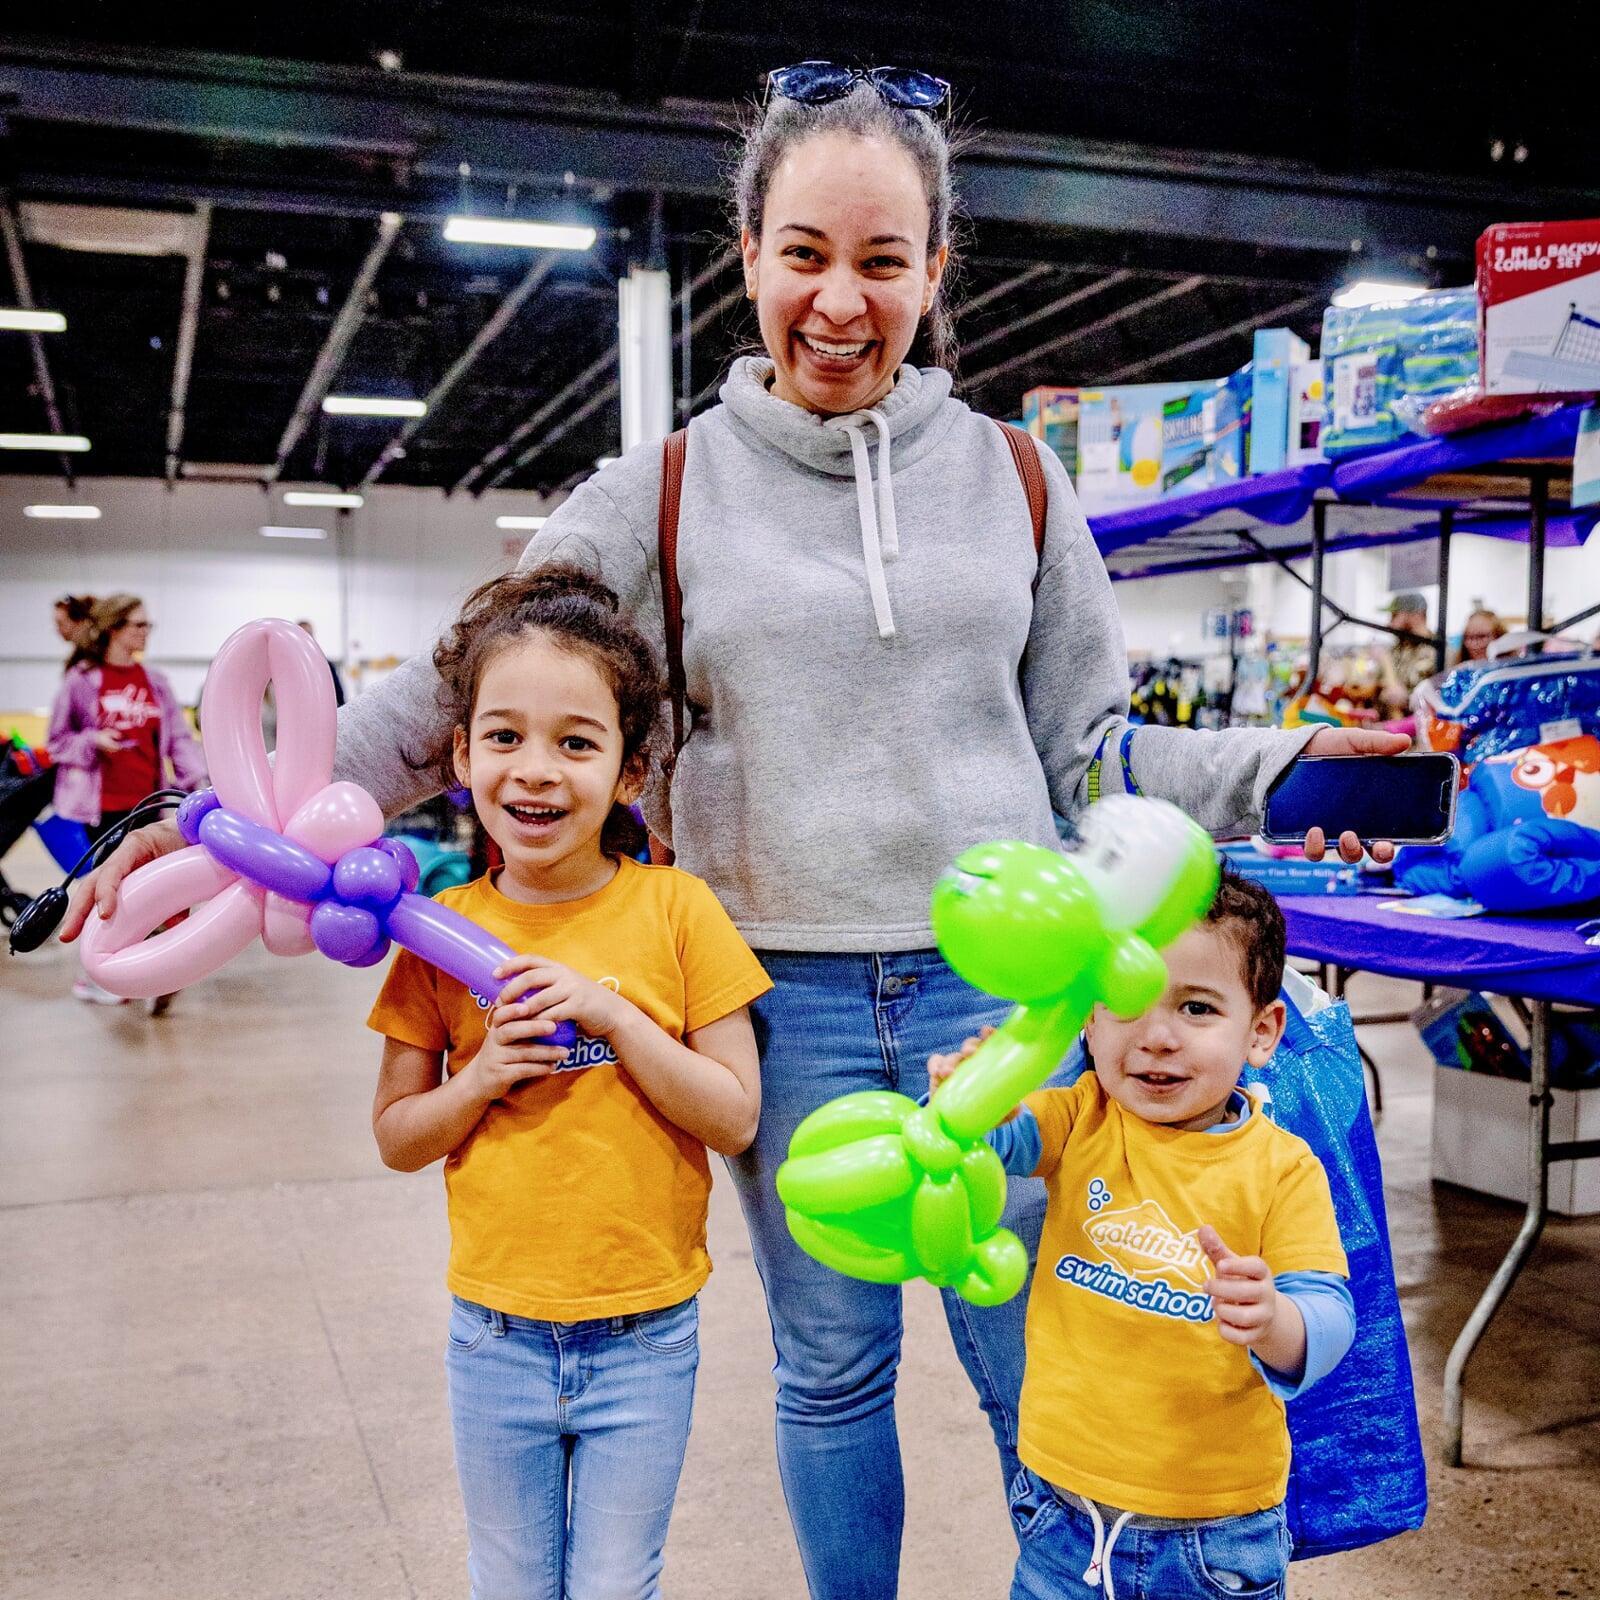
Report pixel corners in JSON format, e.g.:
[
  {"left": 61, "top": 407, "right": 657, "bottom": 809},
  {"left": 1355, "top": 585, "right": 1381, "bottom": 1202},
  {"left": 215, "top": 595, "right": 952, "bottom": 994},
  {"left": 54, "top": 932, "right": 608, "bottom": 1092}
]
[
  {"left": 359, "top": 251, "right": 557, "bottom": 487},
  {"left": 4, "top": 46, "right": 1594, "bottom": 255},
  {"left": 484, "top": 376, "right": 620, "bottom": 492},
  {"left": 265, "top": 210, "right": 403, "bottom": 485},
  {"left": 1096, "top": 291, "right": 1326, "bottom": 384},
  {"left": 163, "top": 201, "right": 211, "bottom": 484},
  {"left": 953, "top": 263, "right": 1054, "bottom": 323},
  {"left": 0, "top": 190, "right": 75, "bottom": 484},
  {"left": 961, "top": 269, "right": 1137, "bottom": 360},
  {"left": 964, "top": 276, "right": 1210, "bottom": 393},
  {"left": 455, "top": 272, "right": 743, "bottom": 493},
  {"left": 454, "top": 346, "right": 617, "bottom": 493}
]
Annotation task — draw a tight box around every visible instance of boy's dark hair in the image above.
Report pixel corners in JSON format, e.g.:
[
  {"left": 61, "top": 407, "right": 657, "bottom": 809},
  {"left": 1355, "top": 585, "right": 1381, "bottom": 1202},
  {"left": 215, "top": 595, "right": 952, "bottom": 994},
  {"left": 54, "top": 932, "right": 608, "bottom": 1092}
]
[
  {"left": 1205, "top": 869, "right": 1286, "bottom": 1014},
  {"left": 416, "top": 564, "right": 661, "bottom": 859}
]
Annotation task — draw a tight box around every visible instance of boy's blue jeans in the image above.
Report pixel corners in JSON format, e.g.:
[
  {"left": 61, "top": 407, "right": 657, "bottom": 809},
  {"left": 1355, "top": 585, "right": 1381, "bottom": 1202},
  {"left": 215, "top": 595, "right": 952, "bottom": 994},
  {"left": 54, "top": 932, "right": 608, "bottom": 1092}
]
[
  {"left": 1009, "top": 1467, "right": 1291, "bottom": 1600},
  {"left": 445, "top": 1293, "right": 699, "bottom": 1600},
  {"left": 727, "top": 949, "right": 1071, "bottom": 1600}
]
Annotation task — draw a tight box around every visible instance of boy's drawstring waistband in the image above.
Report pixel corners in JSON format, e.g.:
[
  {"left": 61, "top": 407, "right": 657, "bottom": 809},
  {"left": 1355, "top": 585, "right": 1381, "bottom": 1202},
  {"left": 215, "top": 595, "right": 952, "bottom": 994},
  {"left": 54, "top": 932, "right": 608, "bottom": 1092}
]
[{"left": 1078, "top": 1496, "right": 1134, "bottom": 1599}]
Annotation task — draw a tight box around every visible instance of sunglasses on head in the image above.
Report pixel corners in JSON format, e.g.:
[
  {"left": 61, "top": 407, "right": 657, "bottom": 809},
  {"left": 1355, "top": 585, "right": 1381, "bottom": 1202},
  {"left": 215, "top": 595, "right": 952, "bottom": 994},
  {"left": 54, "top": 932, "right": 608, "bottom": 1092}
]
[{"left": 766, "top": 61, "right": 950, "bottom": 113}]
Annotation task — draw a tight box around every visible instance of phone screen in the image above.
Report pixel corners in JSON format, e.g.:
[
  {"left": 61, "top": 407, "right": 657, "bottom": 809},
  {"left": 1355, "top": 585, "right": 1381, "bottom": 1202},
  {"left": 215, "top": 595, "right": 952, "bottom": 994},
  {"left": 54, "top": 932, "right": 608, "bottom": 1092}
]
[{"left": 1262, "top": 754, "right": 1459, "bottom": 844}]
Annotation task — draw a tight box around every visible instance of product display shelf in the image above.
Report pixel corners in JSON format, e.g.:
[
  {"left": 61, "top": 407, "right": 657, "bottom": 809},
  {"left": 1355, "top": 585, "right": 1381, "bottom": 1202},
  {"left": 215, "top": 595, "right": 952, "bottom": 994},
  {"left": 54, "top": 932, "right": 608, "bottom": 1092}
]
[
  {"left": 1090, "top": 404, "right": 1600, "bottom": 1466},
  {"left": 1277, "top": 896, "right": 1600, "bottom": 1465}
]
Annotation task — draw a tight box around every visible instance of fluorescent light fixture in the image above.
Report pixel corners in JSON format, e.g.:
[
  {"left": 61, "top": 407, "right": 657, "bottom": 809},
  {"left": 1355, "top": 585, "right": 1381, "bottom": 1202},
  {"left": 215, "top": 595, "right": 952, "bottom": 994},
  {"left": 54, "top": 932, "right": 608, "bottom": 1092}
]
[
  {"left": 284, "top": 490, "right": 364, "bottom": 508},
  {"left": 595, "top": 455, "right": 618, "bottom": 468},
  {"left": 25, "top": 504, "right": 100, "bottom": 519},
  {"left": 1331, "top": 280, "right": 1429, "bottom": 309},
  {"left": 444, "top": 216, "right": 597, "bottom": 252},
  {"left": 496, "top": 515, "right": 548, "bottom": 530},
  {"left": 0, "top": 432, "right": 90, "bottom": 451},
  {"left": 260, "top": 525, "right": 330, "bottom": 540},
  {"left": 322, "top": 396, "right": 427, "bottom": 418},
  {"left": 0, "top": 308, "right": 67, "bottom": 332}
]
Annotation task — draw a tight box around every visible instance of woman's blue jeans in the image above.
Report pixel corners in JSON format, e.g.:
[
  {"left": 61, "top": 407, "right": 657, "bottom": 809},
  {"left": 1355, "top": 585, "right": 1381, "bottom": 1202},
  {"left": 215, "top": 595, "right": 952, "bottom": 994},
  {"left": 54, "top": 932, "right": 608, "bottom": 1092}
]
[{"left": 728, "top": 949, "right": 1070, "bottom": 1600}]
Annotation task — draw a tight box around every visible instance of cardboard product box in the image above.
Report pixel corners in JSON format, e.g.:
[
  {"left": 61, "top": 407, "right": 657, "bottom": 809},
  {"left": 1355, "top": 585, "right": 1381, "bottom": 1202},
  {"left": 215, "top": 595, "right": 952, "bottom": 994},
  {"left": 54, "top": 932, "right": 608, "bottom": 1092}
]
[
  {"left": 1478, "top": 218, "right": 1600, "bottom": 394},
  {"left": 1320, "top": 286, "right": 1478, "bottom": 456},
  {"left": 1022, "top": 386, "right": 1081, "bottom": 477},
  {"left": 1075, "top": 373, "right": 1249, "bottom": 513},
  {"left": 1432, "top": 1066, "right": 1600, "bottom": 1216},
  {"left": 1250, "top": 329, "right": 1310, "bottom": 475},
  {"left": 1288, "top": 359, "right": 1326, "bottom": 465}
]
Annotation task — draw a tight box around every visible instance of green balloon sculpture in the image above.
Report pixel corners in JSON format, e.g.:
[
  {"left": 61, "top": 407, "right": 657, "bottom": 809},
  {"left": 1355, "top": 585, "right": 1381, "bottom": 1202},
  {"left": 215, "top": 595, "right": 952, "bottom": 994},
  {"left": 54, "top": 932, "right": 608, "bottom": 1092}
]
[{"left": 775, "top": 796, "right": 1220, "bottom": 1305}]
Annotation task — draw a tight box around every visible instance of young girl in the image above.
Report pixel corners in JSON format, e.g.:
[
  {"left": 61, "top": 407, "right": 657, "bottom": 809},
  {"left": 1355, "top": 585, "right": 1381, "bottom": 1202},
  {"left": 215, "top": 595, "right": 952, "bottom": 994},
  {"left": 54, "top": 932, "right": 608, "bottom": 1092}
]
[{"left": 367, "top": 565, "right": 769, "bottom": 1600}]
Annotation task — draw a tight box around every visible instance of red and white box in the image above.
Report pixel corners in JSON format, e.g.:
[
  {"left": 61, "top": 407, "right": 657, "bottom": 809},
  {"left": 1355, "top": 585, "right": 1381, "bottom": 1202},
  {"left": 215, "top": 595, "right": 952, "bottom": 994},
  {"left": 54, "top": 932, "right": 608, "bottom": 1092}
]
[{"left": 1478, "top": 219, "right": 1600, "bottom": 394}]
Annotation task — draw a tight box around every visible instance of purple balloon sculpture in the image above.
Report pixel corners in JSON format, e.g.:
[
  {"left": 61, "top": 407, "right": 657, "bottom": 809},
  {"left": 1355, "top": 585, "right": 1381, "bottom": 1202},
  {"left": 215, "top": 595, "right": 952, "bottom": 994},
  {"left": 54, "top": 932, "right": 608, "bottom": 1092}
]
[{"left": 174, "top": 796, "right": 577, "bottom": 1047}]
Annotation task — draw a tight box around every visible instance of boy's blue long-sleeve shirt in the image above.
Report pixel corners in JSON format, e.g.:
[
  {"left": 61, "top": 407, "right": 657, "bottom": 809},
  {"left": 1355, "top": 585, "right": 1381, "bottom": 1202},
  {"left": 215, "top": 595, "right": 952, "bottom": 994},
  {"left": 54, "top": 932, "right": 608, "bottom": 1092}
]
[{"left": 988, "top": 1094, "right": 1355, "bottom": 1399}]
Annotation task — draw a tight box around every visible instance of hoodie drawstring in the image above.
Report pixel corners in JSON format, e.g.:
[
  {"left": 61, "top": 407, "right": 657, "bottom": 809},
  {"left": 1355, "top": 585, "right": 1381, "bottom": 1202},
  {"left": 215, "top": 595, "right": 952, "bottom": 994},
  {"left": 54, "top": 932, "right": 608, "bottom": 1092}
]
[
  {"left": 825, "top": 408, "right": 898, "bottom": 640},
  {"left": 1078, "top": 1496, "right": 1134, "bottom": 1599}
]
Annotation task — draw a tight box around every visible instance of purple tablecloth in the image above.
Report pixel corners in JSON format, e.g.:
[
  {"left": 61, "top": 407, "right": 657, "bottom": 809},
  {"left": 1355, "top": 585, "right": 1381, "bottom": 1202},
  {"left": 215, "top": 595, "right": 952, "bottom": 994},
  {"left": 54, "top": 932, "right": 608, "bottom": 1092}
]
[{"left": 1280, "top": 895, "right": 1600, "bottom": 1006}]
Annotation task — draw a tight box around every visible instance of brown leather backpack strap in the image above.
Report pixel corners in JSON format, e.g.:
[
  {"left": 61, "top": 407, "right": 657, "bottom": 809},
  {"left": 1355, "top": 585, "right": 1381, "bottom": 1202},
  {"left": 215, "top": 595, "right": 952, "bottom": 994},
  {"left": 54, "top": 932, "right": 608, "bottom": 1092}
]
[
  {"left": 658, "top": 427, "right": 689, "bottom": 754},
  {"left": 997, "top": 420, "right": 1048, "bottom": 573}
]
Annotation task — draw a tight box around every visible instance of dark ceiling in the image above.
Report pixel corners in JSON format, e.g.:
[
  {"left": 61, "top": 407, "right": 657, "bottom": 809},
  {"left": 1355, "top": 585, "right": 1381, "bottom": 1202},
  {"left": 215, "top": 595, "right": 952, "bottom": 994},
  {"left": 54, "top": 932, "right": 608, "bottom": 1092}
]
[{"left": 1, "top": 4, "right": 1597, "bottom": 493}]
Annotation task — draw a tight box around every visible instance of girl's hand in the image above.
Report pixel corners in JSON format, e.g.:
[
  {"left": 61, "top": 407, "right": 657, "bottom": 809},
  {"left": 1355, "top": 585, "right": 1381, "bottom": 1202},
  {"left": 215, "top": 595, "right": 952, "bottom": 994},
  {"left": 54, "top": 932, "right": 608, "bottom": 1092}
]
[
  {"left": 470, "top": 1002, "right": 572, "bottom": 1101},
  {"left": 94, "top": 728, "right": 128, "bottom": 754},
  {"left": 492, "top": 954, "right": 632, "bottom": 1041}
]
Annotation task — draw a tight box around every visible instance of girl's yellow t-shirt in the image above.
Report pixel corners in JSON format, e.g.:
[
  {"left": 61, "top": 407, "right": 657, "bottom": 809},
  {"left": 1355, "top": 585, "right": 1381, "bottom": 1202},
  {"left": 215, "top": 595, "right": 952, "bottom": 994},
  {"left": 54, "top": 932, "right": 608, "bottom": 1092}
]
[{"left": 368, "top": 858, "right": 771, "bottom": 1321}]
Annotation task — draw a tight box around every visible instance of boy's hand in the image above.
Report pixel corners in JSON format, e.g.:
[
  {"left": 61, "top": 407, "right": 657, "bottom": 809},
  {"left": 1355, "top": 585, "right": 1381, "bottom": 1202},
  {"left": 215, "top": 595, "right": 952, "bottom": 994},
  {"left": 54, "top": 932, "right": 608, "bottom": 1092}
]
[
  {"left": 492, "top": 954, "right": 632, "bottom": 1041},
  {"left": 927, "top": 1026, "right": 1021, "bottom": 1120},
  {"left": 1198, "top": 1225, "right": 1277, "bottom": 1346}
]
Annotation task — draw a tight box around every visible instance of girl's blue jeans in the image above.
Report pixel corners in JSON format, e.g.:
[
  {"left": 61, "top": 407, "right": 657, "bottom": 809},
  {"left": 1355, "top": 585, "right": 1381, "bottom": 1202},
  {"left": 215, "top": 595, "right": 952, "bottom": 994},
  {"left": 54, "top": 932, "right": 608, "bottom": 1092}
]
[
  {"left": 728, "top": 949, "right": 1070, "bottom": 1600},
  {"left": 445, "top": 1293, "right": 699, "bottom": 1600}
]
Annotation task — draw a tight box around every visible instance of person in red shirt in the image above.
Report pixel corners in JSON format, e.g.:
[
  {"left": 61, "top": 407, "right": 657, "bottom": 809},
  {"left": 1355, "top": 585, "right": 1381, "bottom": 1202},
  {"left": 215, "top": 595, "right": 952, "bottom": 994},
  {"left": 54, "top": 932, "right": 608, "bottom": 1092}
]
[{"left": 48, "top": 593, "right": 205, "bottom": 1004}]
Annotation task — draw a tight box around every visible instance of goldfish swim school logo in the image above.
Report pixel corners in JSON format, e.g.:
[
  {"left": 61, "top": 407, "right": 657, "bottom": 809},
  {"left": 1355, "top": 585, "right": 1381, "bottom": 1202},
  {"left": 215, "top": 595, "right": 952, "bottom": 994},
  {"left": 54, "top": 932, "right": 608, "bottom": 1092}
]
[{"left": 1081, "top": 1199, "right": 1210, "bottom": 1290}]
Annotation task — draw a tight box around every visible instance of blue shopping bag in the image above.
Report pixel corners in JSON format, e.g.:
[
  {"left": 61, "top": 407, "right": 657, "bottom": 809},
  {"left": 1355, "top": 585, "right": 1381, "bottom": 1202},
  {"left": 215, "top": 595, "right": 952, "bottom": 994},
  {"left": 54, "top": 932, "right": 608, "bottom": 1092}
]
[
  {"left": 1245, "top": 983, "right": 1429, "bottom": 1556},
  {"left": 32, "top": 811, "right": 92, "bottom": 874}
]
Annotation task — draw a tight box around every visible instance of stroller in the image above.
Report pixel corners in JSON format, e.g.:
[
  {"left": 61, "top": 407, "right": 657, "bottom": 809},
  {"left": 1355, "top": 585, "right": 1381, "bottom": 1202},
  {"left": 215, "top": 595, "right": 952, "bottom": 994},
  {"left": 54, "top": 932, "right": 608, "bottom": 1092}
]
[{"left": 0, "top": 740, "right": 89, "bottom": 927}]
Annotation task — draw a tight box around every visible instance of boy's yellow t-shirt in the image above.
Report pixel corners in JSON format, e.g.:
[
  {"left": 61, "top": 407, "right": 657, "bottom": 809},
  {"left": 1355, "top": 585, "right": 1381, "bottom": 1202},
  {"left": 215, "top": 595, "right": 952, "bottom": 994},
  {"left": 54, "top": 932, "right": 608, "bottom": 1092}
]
[
  {"left": 1018, "top": 1074, "right": 1347, "bottom": 1520},
  {"left": 367, "top": 858, "right": 771, "bottom": 1321}
]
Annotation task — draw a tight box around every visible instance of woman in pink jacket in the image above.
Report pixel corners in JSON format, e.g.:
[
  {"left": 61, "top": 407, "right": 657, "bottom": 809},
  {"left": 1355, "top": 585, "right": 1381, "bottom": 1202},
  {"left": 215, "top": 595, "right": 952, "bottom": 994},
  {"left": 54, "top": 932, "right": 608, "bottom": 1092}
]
[{"left": 48, "top": 592, "right": 206, "bottom": 1003}]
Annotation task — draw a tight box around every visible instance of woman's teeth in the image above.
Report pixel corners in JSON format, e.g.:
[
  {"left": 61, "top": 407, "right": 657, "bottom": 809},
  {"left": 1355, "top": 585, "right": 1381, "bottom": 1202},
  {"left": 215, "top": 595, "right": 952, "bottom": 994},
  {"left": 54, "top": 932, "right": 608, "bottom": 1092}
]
[{"left": 799, "top": 334, "right": 870, "bottom": 358}]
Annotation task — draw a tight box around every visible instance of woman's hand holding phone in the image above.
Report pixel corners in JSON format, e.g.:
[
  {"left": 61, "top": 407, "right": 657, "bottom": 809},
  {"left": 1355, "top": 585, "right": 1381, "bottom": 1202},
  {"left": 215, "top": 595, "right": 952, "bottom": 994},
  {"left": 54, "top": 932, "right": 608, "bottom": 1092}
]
[{"left": 1291, "top": 728, "right": 1413, "bottom": 863}]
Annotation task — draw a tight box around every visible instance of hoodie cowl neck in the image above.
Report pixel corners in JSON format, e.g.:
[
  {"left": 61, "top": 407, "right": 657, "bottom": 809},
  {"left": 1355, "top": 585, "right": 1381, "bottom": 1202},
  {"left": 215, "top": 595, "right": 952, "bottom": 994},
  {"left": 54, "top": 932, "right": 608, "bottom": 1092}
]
[{"left": 719, "top": 356, "right": 957, "bottom": 477}]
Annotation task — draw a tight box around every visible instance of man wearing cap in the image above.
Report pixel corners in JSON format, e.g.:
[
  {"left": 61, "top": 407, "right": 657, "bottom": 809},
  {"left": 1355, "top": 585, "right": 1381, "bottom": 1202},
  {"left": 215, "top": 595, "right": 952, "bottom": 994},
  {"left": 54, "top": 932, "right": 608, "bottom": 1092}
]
[{"left": 1380, "top": 591, "right": 1437, "bottom": 713}]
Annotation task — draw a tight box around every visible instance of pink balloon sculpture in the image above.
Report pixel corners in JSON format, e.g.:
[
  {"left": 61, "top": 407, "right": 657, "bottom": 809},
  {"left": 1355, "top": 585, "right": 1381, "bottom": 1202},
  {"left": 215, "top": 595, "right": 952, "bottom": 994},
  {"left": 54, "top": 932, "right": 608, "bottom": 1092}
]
[{"left": 79, "top": 618, "right": 574, "bottom": 1047}]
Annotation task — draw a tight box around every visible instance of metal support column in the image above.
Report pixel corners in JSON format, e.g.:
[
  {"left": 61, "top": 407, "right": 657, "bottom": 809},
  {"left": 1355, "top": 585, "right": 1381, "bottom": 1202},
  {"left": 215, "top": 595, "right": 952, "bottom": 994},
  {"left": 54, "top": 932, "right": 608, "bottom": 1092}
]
[
  {"left": 1435, "top": 508, "right": 1453, "bottom": 674},
  {"left": 0, "top": 192, "right": 75, "bottom": 484},
  {"left": 1441, "top": 1000, "right": 1551, "bottom": 1466},
  {"left": 266, "top": 210, "right": 403, "bottom": 484},
  {"left": 618, "top": 264, "right": 673, "bottom": 454},
  {"left": 1306, "top": 500, "right": 1328, "bottom": 691},
  {"left": 1527, "top": 470, "right": 1549, "bottom": 641}
]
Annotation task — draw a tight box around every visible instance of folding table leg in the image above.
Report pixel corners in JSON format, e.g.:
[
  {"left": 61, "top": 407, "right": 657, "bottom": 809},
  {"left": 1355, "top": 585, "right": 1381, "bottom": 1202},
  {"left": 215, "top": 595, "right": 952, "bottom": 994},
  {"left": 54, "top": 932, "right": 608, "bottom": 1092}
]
[{"left": 1441, "top": 1001, "right": 1551, "bottom": 1465}]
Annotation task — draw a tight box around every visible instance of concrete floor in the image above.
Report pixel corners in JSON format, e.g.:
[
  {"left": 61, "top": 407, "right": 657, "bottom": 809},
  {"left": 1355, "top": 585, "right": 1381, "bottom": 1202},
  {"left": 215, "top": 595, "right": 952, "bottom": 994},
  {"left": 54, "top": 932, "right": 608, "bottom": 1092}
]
[{"left": 2, "top": 832, "right": 1596, "bottom": 1600}]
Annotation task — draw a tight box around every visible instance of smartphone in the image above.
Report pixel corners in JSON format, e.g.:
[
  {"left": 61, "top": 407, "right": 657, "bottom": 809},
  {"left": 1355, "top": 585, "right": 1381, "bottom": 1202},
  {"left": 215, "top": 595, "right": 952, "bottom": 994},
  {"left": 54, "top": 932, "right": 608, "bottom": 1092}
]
[{"left": 1260, "top": 753, "right": 1460, "bottom": 845}]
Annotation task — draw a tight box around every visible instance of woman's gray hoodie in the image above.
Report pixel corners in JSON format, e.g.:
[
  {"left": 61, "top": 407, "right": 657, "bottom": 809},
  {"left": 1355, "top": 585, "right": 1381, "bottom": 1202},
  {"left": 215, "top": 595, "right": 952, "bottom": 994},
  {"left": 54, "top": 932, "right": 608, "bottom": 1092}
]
[{"left": 336, "top": 357, "right": 1313, "bottom": 951}]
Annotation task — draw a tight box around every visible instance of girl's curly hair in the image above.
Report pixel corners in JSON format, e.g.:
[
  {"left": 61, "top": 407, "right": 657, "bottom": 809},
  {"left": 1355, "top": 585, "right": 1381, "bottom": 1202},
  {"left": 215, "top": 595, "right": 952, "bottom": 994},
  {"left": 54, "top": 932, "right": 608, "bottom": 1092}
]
[{"left": 417, "top": 564, "right": 661, "bottom": 859}]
